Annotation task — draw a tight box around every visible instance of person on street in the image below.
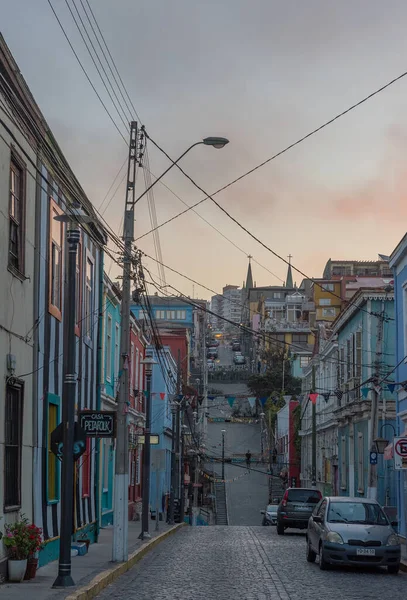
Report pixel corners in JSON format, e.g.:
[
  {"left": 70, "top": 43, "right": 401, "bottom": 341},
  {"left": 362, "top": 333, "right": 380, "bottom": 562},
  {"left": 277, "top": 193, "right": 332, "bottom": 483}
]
[{"left": 245, "top": 450, "right": 252, "bottom": 471}]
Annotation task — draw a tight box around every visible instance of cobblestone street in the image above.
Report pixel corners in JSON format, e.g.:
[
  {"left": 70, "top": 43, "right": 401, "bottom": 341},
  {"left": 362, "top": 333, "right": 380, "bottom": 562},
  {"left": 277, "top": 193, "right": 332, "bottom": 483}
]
[{"left": 97, "top": 526, "right": 406, "bottom": 600}]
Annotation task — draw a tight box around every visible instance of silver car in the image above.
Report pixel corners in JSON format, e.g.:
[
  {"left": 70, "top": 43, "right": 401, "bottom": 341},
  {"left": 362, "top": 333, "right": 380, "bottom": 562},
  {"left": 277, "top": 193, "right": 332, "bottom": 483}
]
[
  {"left": 306, "top": 496, "right": 401, "bottom": 574},
  {"left": 261, "top": 504, "right": 278, "bottom": 526}
]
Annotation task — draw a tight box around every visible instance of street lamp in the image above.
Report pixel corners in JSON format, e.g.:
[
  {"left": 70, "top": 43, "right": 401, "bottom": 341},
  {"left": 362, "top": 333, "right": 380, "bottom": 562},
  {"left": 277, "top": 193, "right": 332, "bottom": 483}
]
[
  {"left": 139, "top": 355, "right": 157, "bottom": 540},
  {"left": 52, "top": 204, "right": 94, "bottom": 589},
  {"left": 374, "top": 423, "right": 396, "bottom": 454},
  {"left": 180, "top": 424, "right": 188, "bottom": 523},
  {"left": 134, "top": 135, "right": 229, "bottom": 206},
  {"left": 221, "top": 429, "right": 226, "bottom": 480}
]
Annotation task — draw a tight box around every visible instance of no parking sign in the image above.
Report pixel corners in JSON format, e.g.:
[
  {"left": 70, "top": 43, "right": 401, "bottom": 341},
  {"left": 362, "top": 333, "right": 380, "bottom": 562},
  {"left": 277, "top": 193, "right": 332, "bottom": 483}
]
[{"left": 394, "top": 437, "right": 407, "bottom": 470}]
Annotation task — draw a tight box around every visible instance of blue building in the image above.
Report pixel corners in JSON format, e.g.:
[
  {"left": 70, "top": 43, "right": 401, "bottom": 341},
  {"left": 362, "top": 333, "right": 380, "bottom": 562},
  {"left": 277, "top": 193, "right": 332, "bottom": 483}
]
[
  {"left": 390, "top": 237, "right": 407, "bottom": 541},
  {"left": 334, "top": 288, "right": 397, "bottom": 506},
  {"left": 147, "top": 346, "right": 177, "bottom": 520},
  {"left": 132, "top": 296, "right": 194, "bottom": 330}
]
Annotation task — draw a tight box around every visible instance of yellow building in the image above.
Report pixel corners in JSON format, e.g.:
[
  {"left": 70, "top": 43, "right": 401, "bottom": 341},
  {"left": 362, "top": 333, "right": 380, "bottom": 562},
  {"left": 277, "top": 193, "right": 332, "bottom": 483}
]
[{"left": 312, "top": 279, "right": 342, "bottom": 322}]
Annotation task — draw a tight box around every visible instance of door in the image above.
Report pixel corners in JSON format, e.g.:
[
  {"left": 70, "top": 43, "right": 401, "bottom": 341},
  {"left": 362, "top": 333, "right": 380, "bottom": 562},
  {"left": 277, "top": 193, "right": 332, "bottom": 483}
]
[{"left": 310, "top": 500, "right": 327, "bottom": 550}]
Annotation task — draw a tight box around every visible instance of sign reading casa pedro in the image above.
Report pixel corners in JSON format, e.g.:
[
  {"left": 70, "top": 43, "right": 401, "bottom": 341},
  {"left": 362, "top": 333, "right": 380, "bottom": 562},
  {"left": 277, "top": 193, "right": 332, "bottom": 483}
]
[{"left": 79, "top": 411, "right": 116, "bottom": 438}]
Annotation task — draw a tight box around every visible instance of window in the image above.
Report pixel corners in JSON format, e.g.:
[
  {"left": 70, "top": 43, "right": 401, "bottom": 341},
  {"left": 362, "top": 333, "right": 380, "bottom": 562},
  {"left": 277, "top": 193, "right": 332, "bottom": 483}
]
[
  {"left": 135, "top": 348, "right": 140, "bottom": 391},
  {"left": 292, "top": 333, "right": 308, "bottom": 346},
  {"left": 155, "top": 310, "right": 166, "bottom": 319},
  {"left": 274, "top": 292, "right": 283, "bottom": 299},
  {"left": 75, "top": 239, "right": 82, "bottom": 335},
  {"left": 115, "top": 323, "right": 120, "bottom": 386},
  {"left": 176, "top": 310, "right": 186, "bottom": 320},
  {"left": 322, "top": 308, "right": 336, "bottom": 317},
  {"left": 106, "top": 315, "right": 112, "bottom": 381},
  {"left": 135, "top": 446, "right": 141, "bottom": 485},
  {"left": 85, "top": 255, "right": 94, "bottom": 339},
  {"left": 8, "top": 154, "right": 25, "bottom": 273},
  {"left": 340, "top": 436, "right": 347, "bottom": 490},
  {"left": 339, "top": 346, "right": 345, "bottom": 384},
  {"left": 47, "top": 393, "right": 60, "bottom": 503},
  {"left": 167, "top": 310, "right": 176, "bottom": 319},
  {"left": 4, "top": 382, "right": 23, "bottom": 509},
  {"left": 357, "top": 432, "right": 364, "bottom": 493},
  {"left": 300, "top": 356, "right": 310, "bottom": 368},
  {"left": 82, "top": 438, "right": 91, "bottom": 497},
  {"left": 319, "top": 298, "right": 331, "bottom": 306},
  {"left": 138, "top": 309, "right": 147, "bottom": 319},
  {"left": 355, "top": 331, "right": 362, "bottom": 378},
  {"left": 322, "top": 283, "right": 334, "bottom": 291},
  {"left": 130, "top": 342, "right": 135, "bottom": 392},
  {"left": 49, "top": 199, "right": 63, "bottom": 320},
  {"left": 346, "top": 338, "right": 352, "bottom": 381}
]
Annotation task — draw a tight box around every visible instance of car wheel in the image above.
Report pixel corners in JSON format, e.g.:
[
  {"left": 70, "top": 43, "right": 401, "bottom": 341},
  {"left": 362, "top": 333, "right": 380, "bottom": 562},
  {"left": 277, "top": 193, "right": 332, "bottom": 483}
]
[
  {"left": 306, "top": 539, "right": 316, "bottom": 563},
  {"left": 277, "top": 522, "right": 285, "bottom": 535},
  {"left": 388, "top": 564, "right": 400, "bottom": 575},
  {"left": 319, "top": 545, "right": 330, "bottom": 570}
]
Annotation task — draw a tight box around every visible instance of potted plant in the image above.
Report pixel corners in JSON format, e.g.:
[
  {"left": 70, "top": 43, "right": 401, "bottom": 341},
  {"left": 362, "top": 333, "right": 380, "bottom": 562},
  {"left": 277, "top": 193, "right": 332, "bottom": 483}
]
[
  {"left": 3, "top": 518, "right": 31, "bottom": 582},
  {"left": 24, "top": 524, "right": 44, "bottom": 580}
]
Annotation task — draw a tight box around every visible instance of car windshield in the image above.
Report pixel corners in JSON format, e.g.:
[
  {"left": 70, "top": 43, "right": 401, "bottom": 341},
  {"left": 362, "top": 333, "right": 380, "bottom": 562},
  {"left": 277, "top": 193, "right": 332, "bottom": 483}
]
[
  {"left": 287, "top": 489, "right": 321, "bottom": 503},
  {"left": 267, "top": 505, "right": 278, "bottom": 512},
  {"left": 327, "top": 501, "right": 389, "bottom": 525}
]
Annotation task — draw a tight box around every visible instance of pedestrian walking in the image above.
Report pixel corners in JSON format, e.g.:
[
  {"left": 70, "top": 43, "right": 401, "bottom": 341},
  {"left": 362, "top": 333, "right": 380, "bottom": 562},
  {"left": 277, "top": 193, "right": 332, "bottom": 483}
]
[{"left": 245, "top": 450, "right": 252, "bottom": 471}]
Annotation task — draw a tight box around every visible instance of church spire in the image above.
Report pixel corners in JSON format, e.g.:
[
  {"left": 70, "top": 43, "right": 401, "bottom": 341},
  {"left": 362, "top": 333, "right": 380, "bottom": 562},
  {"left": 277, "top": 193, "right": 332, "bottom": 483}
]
[
  {"left": 245, "top": 255, "right": 254, "bottom": 290},
  {"left": 286, "top": 254, "right": 293, "bottom": 288}
]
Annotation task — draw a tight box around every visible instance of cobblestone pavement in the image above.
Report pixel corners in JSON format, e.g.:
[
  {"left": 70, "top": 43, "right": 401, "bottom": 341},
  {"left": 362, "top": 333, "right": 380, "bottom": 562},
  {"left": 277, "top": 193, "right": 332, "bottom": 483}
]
[{"left": 97, "top": 526, "right": 406, "bottom": 600}]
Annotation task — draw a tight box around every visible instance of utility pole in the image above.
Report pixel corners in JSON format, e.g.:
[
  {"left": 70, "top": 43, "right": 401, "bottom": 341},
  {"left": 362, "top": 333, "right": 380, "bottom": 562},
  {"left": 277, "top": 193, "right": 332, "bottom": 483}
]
[
  {"left": 221, "top": 429, "right": 226, "bottom": 480},
  {"left": 367, "top": 298, "right": 385, "bottom": 499},
  {"left": 180, "top": 424, "right": 186, "bottom": 523},
  {"left": 113, "top": 121, "right": 138, "bottom": 562},
  {"left": 139, "top": 357, "right": 155, "bottom": 539},
  {"left": 168, "top": 403, "right": 177, "bottom": 525},
  {"left": 311, "top": 364, "right": 317, "bottom": 488}
]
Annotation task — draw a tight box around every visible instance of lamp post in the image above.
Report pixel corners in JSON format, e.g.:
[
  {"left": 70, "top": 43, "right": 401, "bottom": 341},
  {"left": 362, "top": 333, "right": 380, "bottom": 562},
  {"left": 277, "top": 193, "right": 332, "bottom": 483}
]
[
  {"left": 52, "top": 205, "right": 94, "bottom": 588},
  {"left": 374, "top": 423, "right": 396, "bottom": 454},
  {"left": 139, "top": 356, "right": 157, "bottom": 540},
  {"left": 221, "top": 429, "right": 226, "bottom": 480},
  {"left": 180, "top": 424, "right": 188, "bottom": 523}
]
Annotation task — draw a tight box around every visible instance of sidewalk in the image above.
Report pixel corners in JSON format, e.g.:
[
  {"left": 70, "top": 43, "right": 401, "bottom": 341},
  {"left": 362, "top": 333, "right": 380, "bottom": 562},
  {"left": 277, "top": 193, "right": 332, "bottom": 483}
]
[{"left": 0, "top": 519, "right": 182, "bottom": 600}]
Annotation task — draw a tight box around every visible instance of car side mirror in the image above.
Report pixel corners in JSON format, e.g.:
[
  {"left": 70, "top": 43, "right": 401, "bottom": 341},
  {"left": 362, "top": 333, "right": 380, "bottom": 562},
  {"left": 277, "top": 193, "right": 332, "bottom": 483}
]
[
  {"left": 260, "top": 510, "right": 265, "bottom": 514},
  {"left": 391, "top": 520, "right": 398, "bottom": 528},
  {"left": 313, "top": 515, "right": 323, "bottom": 524}
]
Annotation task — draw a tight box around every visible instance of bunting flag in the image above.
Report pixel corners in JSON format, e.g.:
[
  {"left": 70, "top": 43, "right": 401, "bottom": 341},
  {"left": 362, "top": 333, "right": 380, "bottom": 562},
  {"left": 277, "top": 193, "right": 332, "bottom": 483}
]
[
  {"left": 227, "top": 396, "right": 235, "bottom": 408},
  {"left": 387, "top": 383, "right": 396, "bottom": 394},
  {"left": 177, "top": 394, "right": 183, "bottom": 401},
  {"left": 208, "top": 395, "right": 215, "bottom": 401},
  {"left": 361, "top": 387, "right": 369, "bottom": 399},
  {"left": 334, "top": 389, "right": 343, "bottom": 402},
  {"left": 260, "top": 397, "right": 267, "bottom": 406},
  {"left": 309, "top": 393, "right": 318, "bottom": 405},
  {"left": 143, "top": 390, "right": 149, "bottom": 398},
  {"left": 322, "top": 393, "right": 330, "bottom": 403},
  {"left": 374, "top": 385, "right": 382, "bottom": 395},
  {"left": 402, "top": 382, "right": 407, "bottom": 392},
  {"left": 247, "top": 397, "right": 256, "bottom": 409},
  {"left": 198, "top": 395, "right": 204, "bottom": 406},
  {"left": 160, "top": 392, "right": 165, "bottom": 400}
]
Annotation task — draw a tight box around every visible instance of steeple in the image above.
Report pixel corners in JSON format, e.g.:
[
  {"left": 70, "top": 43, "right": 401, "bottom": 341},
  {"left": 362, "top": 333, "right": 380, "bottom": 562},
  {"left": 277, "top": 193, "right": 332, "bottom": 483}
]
[
  {"left": 286, "top": 254, "right": 293, "bottom": 288},
  {"left": 245, "top": 255, "right": 254, "bottom": 290}
]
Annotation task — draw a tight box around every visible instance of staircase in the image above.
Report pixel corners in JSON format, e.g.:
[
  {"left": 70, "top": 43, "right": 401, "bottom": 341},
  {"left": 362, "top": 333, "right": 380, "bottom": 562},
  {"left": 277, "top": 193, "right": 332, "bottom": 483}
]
[
  {"left": 269, "top": 472, "right": 284, "bottom": 504},
  {"left": 215, "top": 481, "right": 228, "bottom": 525}
]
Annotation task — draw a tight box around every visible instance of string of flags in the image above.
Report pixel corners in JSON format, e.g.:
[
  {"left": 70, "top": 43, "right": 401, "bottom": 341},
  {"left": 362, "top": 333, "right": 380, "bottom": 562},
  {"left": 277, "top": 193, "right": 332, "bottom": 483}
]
[
  {"left": 306, "top": 379, "right": 407, "bottom": 404},
  {"left": 201, "top": 470, "right": 248, "bottom": 484},
  {"left": 136, "top": 392, "right": 273, "bottom": 408}
]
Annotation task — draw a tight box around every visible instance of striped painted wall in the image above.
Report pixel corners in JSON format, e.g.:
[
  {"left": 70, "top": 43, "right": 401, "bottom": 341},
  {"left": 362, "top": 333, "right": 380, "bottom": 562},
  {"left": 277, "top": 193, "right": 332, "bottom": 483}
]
[{"left": 34, "top": 163, "right": 103, "bottom": 565}]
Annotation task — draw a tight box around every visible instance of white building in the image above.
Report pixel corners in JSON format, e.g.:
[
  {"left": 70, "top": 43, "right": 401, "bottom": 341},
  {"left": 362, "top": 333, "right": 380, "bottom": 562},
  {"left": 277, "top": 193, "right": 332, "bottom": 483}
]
[{"left": 0, "top": 37, "right": 37, "bottom": 571}]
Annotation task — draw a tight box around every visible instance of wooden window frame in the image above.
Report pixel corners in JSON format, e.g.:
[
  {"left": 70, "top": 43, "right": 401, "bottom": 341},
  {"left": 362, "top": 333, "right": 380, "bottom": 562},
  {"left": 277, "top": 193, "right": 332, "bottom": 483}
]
[
  {"left": 4, "top": 381, "right": 24, "bottom": 512},
  {"left": 8, "top": 149, "right": 26, "bottom": 278},
  {"left": 46, "top": 393, "right": 60, "bottom": 504},
  {"left": 75, "top": 236, "right": 82, "bottom": 337},
  {"left": 84, "top": 250, "right": 95, "bottom": 343},
  {"left": 49, "top": 198, "right": 64, "bottom": 321}
]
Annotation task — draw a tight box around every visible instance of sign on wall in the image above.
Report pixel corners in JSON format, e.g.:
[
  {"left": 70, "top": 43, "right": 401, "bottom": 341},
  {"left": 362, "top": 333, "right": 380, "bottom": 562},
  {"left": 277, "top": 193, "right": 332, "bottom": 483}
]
[
  {"left": 394, "top": 437, "right": 407, "bottom": 470},
  {"left": 79, "top": 411, "right": 116, "bottom": 438}
]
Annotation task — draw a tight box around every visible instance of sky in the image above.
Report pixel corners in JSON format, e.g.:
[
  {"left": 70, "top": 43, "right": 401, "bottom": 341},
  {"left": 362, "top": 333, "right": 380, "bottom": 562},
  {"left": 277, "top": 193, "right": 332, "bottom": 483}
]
[{"left": 3, "top": 0, "right": 407, "bottom": 299}]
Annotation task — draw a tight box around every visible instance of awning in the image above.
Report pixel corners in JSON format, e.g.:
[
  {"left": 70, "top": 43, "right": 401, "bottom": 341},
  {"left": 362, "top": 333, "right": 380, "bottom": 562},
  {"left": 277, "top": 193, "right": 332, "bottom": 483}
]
[{"left": 384, "top": 442, "right": 393, "bottom": 460}]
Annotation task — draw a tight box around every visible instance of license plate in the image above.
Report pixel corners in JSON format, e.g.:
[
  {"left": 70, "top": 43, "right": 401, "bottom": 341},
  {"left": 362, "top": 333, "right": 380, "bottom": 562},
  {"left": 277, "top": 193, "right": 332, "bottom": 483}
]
[{"left": 356, "top": 548, "right": 375, "bottom": 556}]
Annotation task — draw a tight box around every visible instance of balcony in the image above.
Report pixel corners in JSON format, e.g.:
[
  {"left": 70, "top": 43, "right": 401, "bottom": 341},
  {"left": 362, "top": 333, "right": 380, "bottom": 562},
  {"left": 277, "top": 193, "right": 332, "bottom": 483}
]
[{"left": 264, "top": 318, "right": 311, "bottom": 332}]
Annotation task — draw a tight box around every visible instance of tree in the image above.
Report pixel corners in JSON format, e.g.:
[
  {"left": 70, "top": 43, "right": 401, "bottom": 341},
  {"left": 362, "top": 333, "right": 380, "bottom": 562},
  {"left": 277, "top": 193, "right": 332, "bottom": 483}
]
[{"left": 248, "top": 349, "right": 301, "bottom": 398}]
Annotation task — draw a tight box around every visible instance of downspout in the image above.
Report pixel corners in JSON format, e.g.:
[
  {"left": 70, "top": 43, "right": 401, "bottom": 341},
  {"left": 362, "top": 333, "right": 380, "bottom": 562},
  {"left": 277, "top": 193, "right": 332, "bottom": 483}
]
[{"left": 94, "top": 249, "right": 104, "bottom": 542}]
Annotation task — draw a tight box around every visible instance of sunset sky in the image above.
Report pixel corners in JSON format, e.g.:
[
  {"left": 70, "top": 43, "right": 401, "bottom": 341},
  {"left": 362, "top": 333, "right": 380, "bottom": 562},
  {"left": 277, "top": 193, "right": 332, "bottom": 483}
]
[{"left": 3, "top": 0, "right": 407, "bottom": 298}]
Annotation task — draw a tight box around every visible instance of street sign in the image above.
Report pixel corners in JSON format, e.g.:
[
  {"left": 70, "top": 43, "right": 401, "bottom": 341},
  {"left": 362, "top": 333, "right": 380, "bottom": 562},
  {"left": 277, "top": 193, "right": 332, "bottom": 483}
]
[
  {"left": 79, "top": 411, "right": 116, "bottom": 438},
  {"left": 50, "top": 422, "right": 87, "bottom": 461},
  {"left": 369, "top": 451, "right": 378, "bottom": 465},
  {"left": 394, "top": 437, "right": 407, "bottom": 470},
  {"left": 138, "top": 435, "right": 160, "bottom": 445}
]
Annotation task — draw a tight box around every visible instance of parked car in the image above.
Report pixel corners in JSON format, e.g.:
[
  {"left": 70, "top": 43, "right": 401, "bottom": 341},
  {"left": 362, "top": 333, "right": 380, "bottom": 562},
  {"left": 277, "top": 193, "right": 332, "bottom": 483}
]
[
  {"left": 234, "top": 354, "right": 245, "bottom": 365},
  {"left": 277, "top": 487, "right": 322, "bottom": 534},
  {"left": 207, "top": 359, "right": 215, "bottom": 370},
  {"left": 306, "top": 496, "right": 401, "bottom": 573},
  {"left": 261, "top": 504, "right": 278, "bottom": 526},
  {"left": 232, "top": 342, "right": 241, "bottom": 351}
]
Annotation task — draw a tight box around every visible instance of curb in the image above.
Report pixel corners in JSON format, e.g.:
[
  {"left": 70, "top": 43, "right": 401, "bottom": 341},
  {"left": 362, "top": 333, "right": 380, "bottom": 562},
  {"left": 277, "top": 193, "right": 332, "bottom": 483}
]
[
  {"left": 400, "top": 560, "right": 407, "bottom": 573},
  {"left": 65, "top": 523, "right": 185, "bottom": 600}
]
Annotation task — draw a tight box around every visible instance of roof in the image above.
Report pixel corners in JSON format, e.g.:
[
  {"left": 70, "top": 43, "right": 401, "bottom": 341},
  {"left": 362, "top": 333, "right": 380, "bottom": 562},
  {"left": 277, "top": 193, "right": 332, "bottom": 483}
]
[{"left": 145, "top": 296, "right": 193, "bottom": 308}]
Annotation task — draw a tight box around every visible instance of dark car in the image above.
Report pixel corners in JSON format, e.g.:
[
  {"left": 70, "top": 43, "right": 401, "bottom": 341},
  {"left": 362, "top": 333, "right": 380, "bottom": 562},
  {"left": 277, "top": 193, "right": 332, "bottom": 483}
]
[
  {"left": 306, "top": 496, "right": 401, "bottom": 573},
  {"left": 277, "top": 487, "right": 322, "bottom": 534},
  {"left": 207, "top": 348, "right": 218, "bottom": 359},
  {"left": 232, "top": 343, "right": 241, "bottom": 351}
]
